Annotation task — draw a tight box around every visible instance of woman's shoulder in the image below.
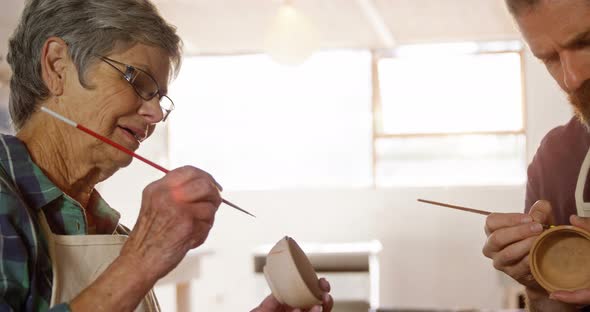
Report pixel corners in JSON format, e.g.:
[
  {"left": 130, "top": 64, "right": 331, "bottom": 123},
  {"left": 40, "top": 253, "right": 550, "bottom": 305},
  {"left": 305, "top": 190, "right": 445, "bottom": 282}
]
[
  {"left": 0, "top": 179, "right": 34, "bottom": 226},
  {"left": 0, "top": 136, "right": 35, "bottom": 225},
  {"left": 0, "top": 134, "right": 30, "bottom": 161}
]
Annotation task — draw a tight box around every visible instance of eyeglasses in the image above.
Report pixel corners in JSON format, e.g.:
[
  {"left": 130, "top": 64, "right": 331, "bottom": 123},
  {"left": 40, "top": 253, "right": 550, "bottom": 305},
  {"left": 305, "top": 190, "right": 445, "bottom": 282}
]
[{"left": 99, "top": 56, "right": 175, "bottom": 121}]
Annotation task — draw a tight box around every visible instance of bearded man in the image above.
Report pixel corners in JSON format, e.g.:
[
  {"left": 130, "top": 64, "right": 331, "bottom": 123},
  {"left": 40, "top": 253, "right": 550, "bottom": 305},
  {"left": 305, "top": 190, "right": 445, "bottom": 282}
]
[{"left": 482, "top": 0, "right": 590, "bottom": 311}]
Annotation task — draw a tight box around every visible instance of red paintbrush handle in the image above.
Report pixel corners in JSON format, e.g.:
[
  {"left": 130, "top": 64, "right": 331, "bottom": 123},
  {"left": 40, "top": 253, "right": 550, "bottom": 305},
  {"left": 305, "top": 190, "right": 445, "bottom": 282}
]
[
  {"left": 76, "top": 125, "right": 253, "bottom": 217},
  {"left": 76, "top": 125, "right": 170, "bottom": 174}
]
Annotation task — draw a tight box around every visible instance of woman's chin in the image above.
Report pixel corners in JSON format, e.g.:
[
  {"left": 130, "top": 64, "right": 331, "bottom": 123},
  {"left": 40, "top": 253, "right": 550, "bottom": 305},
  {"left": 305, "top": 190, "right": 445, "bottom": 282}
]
[
  {"left": 106, "top": 151, "right": 134, "bottom": 171},
  {"left": 117, "top": 153, "right": 134, "bottom": 168}
]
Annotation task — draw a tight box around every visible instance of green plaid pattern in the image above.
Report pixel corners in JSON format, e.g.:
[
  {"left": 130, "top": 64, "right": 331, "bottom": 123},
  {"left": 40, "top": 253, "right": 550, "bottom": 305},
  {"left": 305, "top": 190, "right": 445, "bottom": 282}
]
[{"left": 0, "top": 134, "right": 122, "bottom": 311}]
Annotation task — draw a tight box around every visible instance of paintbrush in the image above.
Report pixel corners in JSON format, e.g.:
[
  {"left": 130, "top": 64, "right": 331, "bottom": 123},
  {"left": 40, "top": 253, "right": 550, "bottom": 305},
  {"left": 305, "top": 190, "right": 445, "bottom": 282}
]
[
  {"left": 41, "top": 106, "right": 255, "bottom": 218},
  {"left": 417, "top": 198, "right": 551, "bottom": 229}
]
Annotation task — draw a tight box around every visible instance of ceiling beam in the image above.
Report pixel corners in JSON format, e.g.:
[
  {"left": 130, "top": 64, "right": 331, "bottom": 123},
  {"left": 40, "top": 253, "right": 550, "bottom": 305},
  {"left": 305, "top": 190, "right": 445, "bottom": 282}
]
[{"left": 356, "top": 0, "right": 395, "bottom": 49}]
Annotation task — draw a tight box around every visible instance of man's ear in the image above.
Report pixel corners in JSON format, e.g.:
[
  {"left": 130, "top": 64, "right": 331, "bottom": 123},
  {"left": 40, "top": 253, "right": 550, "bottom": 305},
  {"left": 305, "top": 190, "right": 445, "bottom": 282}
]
[{"left": 40, "top": 37, "right": 70, "bottom": 96}]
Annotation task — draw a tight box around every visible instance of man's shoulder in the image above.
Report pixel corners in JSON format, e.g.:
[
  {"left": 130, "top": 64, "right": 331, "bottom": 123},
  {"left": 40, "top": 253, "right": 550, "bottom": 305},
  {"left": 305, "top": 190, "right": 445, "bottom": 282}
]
[
  {"left": 538, "top": 116, "right": 587, "bottom": 152},
  {"left": 528, "top": 116, "right": 588, "bottom": 177}
]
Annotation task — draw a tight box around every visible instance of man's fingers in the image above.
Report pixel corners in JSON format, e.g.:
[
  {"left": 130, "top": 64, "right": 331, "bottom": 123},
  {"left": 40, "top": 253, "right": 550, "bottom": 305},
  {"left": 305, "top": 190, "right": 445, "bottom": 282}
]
[
  {"left": 483, "top": 222, "right": 543, "bottom": 257},
  {"left": 501, "top": 254, "right": 536, "bottom": 285},
  {"left": 484, "top": 213, "right": 532, "bottom": 236},
  {"left": 551, "top": 289, "right": 590, "bottom": 305},
  {"left": 492, "top": 236, "right": 537, "bottom": 269},
  {"left": 529, "top": 200, "right": 553, "bottom": 224},
  {"left": 570, "top": 215, "right": 590, "bottom": 232}
]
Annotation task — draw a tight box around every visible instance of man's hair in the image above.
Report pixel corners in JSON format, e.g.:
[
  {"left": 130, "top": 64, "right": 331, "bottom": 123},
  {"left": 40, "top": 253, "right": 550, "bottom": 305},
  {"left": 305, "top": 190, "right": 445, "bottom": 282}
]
[
  {"left": 505, "top": 0, "right": 542, "bottom": 16},
  {"left": 7, "top": 0, "right": 182, "bottom": 130}
]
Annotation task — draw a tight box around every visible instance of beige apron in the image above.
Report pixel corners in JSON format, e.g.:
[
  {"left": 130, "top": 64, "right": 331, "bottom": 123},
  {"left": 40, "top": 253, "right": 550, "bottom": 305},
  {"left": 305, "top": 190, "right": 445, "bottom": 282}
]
[{"left": 39, "top": 212, "right": 160, "bottom": 311}]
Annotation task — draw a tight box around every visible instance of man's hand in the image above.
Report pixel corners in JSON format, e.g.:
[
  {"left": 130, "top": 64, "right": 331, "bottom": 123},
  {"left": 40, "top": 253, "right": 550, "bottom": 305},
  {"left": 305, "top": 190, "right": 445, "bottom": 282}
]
[
  {"left": 482, "top": 200, "right": 553, "bottom": 292},
  {"left": 251, "top": 278, "right": 334, "bottom": 312},
  {"left": 547, "top": 215, "right": 590, "bottom": 305}
]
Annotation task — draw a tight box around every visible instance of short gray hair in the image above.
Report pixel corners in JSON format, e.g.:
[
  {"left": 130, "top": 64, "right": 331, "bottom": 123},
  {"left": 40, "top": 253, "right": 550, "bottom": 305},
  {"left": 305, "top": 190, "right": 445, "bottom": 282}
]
[{"left": 7, "top": 0, "right": 182, "bottom": 130}]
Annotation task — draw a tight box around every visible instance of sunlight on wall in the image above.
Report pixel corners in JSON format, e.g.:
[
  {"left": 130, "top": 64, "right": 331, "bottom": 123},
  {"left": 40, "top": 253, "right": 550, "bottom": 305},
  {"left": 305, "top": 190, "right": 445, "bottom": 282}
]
[
  {"left": 168, "top": 51, "right": 373, "bottom": 190},
  {"left": 379, "top": 53, "right": 523, "bottom": 134},
  {"left": 167, "top": 46, "right": 527, "bottom": 190}
]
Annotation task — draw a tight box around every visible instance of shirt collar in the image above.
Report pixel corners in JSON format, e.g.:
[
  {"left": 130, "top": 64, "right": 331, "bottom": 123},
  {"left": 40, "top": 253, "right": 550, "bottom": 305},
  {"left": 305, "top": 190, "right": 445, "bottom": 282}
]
[{"left": 0, "top": 134, "right": 120, "bottom": 227}]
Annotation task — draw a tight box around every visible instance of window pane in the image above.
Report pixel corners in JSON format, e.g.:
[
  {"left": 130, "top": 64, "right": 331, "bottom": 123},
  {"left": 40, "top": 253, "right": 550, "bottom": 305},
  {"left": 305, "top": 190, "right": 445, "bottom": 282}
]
[
  {"left": 168, "top": 52, "right": 373, "bottom": 190},
  {"left": 378, "top": 52, "right": 523, "bottom": 134},
  {"left": 375, "top": 134, "right": 526, "bottom": 186}
]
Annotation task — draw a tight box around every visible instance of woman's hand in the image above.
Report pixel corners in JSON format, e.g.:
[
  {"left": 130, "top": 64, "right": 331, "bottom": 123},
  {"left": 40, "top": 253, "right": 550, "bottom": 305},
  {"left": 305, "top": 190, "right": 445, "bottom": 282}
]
[
  {"left": 251, "top": 278, "right": 334, "bottom": 312},
  {"left": 120, "top": 166, "right": 222, "bottom": 283},
  {"left": 70, "top": 166, "right": 221, "bottom": 312}
]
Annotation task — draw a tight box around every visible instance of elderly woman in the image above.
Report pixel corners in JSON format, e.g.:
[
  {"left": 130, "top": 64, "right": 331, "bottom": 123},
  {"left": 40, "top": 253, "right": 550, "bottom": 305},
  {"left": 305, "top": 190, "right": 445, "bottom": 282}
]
[{"left": 1, "top": 0, "right": 333, "bottom": 311}]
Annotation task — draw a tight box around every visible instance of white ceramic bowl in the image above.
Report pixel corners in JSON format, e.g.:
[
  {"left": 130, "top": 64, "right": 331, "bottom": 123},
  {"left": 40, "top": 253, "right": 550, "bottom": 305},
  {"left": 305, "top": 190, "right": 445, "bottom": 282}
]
[{"left": 263, "top": 236, "right": 323, "bottom": 309}]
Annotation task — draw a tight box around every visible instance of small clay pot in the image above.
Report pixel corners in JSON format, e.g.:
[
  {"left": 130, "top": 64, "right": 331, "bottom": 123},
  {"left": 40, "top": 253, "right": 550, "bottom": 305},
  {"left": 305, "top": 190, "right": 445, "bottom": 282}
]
[
  {"left": 263, "top": 236, "right": 322, "bottom": 309},
  {"left": 530, "top": 225, "right": 590, "bottom": 292}
]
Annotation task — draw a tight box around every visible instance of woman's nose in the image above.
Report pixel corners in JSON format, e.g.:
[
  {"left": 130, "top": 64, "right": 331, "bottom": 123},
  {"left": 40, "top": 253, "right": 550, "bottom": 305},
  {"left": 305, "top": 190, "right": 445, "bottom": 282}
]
[{"left": 138, "top": 97, "right": 164, "bottom": 124}]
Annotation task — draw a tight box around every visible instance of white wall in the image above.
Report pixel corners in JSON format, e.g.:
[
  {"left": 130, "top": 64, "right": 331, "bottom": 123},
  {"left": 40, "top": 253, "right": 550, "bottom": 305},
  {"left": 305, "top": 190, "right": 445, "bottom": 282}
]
[
  {"left": 187, "top": 186, "right": 523, "bottom": 310},
  {"left": 523, "top": 49, "right": 573, "bottom": 161},
  {"left": 97, "top": 46, "right": 574, "bottom": 311}
]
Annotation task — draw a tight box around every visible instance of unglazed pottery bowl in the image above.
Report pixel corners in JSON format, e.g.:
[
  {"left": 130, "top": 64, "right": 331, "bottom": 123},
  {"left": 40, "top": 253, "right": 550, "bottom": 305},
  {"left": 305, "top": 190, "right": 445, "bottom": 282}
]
[
  {"left": 530, "top": 225, "right": 590, "bottom": 292},
  {"left": 263, "top": 236, "right": 322, "bottom": 309}
]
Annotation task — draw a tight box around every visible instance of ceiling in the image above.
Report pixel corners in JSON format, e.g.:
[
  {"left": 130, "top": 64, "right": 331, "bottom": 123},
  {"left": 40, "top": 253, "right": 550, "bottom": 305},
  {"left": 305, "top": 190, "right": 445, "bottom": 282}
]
[
  {"left": 153, "top": 0, "right": 520, "bottom": 54},
  {"left": 0, "top": 0, "right": 520, "bottom": 78}
]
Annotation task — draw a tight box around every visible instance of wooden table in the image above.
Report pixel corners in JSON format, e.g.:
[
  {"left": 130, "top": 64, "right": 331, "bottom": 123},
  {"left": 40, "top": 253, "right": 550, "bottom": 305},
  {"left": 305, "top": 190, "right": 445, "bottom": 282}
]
[{"left": 157, "top": 249, "right": 212, "bottom": 312}]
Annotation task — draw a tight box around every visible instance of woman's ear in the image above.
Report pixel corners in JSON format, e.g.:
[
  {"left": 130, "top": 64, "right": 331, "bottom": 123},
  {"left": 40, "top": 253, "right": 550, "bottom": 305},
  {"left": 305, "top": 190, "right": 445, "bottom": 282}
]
[{"left": 40, "top": 37, "right": 70, "bottom": 96}]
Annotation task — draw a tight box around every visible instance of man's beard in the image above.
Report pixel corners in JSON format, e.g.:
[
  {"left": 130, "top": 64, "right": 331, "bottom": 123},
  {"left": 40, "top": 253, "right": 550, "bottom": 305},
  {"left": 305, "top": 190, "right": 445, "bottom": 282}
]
[{"left": 569, "top": 81, "right": 590, "bottom": 129}]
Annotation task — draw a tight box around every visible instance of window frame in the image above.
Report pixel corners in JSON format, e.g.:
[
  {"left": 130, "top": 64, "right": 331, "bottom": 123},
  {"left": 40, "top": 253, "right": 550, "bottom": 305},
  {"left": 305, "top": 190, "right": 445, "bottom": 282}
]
[{"left": 370, "top": 46, "right": 527, "bottom": 187}]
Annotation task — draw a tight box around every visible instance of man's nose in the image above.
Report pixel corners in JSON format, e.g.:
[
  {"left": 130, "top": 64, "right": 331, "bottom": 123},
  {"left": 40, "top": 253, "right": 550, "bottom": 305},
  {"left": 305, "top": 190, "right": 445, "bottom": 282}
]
[{"left": 562, "top": 51, "right": 590, "bottom": 93}]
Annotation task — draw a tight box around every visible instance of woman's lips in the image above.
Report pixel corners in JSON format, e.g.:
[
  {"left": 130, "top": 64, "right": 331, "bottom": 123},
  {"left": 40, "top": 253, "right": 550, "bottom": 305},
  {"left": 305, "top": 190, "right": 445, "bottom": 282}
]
[
  {"left": 117, "top": 126, "right": 141, "bottom": 149},
  {"left": 122, "top": 125, "right": 147, "bottom": 142}
]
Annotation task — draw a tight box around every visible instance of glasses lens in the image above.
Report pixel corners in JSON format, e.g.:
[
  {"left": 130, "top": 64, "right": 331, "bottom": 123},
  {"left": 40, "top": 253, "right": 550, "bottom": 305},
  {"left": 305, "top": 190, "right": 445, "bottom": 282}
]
[
  {"left": 132, "top": 70, "right": 159, "bottom": 100},
  {"left": 160, "top": 95, "right": 174, "bottom": 112},
  {"left": 160, "top": 96, "right": 174, "bottom": 121}
]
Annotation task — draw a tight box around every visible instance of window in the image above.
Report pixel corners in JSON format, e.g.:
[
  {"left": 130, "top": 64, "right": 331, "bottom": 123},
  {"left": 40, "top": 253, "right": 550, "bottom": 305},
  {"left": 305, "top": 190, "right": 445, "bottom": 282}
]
[
  {"left": 168, "top": 51, "right": 373, "bottom": 190},
  {"left": 374, "top": 42, "right": 526, "bottom": 186},
  {"left": 167, "top": 42, "right": 526, "bottom": 190}
]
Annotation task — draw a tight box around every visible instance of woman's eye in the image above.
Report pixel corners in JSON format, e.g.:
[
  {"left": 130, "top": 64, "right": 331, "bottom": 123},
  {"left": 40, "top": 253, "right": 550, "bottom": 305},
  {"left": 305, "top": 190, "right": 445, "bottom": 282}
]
[{"left": 130, "top": 72, "right": 140, "bottom": 83}]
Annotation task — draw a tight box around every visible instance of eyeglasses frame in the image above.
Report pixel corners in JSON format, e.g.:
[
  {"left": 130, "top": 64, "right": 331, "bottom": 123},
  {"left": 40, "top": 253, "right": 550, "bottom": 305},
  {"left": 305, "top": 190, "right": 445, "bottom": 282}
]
[{"left": 99, "top": 55, "right": 175, "bottom": 121}]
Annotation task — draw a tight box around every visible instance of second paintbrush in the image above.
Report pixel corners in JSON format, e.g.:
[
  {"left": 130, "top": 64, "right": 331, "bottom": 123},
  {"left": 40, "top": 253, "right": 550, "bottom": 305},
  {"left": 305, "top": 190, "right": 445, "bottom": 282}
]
[{"left": 417, "top": 198, "right": 551, "bottom": 229}]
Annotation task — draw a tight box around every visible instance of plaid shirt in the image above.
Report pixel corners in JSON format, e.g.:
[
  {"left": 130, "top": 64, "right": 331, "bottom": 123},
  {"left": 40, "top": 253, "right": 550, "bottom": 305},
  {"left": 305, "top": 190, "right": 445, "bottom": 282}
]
[{"left": 0, "top": 134, "right": 122, "bottom": 311}]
